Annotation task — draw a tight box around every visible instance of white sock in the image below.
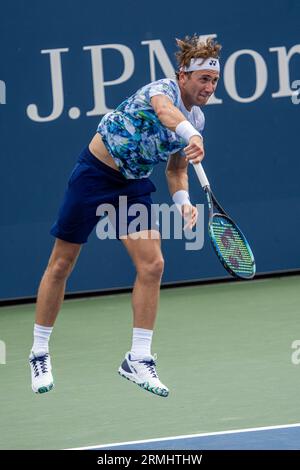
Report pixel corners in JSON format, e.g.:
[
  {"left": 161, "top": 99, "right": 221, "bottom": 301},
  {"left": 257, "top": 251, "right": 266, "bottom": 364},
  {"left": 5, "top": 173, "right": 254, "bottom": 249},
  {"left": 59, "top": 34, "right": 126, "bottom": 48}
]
[
  {"left": 130, "top": 328, "right": 153, "bottom": 359},
  {"left": 32, "top": 323, "right": 53, "bottom": 354}
]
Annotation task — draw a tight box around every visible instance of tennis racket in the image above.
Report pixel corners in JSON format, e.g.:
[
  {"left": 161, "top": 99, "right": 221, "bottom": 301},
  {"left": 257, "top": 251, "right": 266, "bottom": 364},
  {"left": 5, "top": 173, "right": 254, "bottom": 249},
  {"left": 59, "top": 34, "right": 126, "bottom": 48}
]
[{"left": 193, "top": 163, "right": 256, "bottom": 279}]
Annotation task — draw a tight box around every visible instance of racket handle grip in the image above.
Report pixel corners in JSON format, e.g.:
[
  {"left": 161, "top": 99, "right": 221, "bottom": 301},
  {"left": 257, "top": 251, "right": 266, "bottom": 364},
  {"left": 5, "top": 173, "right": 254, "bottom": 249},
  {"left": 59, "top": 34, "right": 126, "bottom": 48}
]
[{"left": 193, "top": 163, "right": 210, "bottom": 188}]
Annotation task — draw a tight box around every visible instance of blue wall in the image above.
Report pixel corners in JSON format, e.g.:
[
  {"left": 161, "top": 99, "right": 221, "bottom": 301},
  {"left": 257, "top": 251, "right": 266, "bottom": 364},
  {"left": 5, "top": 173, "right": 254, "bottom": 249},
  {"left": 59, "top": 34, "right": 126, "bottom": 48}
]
[{"left": 1, "top": 0, "right": 300, "bottom": 300}]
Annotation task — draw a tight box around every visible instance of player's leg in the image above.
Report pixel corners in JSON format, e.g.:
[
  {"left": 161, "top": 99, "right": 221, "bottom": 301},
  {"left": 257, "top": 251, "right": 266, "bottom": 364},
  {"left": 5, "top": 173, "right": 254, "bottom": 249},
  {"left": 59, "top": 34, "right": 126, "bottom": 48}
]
[
  {"left": 29, "top": 238, "right": 81, "bottom": 394},
  {"left": 35, "top": 238, "right": 81, "bottom": 327},
  {"left": 29, "top": 144, "right": 122, "bottom": 394},
  {"left": 122, "top": 230, "right": 163, "bottom": 331},
  {"left": 118, "top": 230, "right": 169, "bottom": 397}
]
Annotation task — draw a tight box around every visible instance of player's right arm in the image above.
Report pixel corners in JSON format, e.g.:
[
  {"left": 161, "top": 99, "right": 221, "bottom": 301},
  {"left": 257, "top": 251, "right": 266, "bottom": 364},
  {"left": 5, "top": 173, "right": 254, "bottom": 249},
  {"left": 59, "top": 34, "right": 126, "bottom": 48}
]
[
  {"left": 150, "top": 95, "right": 204, "bottom": 163},
  {"left": 151, "top": 94, "right": 186, "bottom": 131}
]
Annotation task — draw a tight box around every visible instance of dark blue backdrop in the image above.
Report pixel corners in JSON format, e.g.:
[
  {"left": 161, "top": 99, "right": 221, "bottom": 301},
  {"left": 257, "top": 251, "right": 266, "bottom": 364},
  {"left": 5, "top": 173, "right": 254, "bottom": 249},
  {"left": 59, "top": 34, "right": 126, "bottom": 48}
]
[{"left": 1, "top": 0, "right": 299, "bottom": 300}]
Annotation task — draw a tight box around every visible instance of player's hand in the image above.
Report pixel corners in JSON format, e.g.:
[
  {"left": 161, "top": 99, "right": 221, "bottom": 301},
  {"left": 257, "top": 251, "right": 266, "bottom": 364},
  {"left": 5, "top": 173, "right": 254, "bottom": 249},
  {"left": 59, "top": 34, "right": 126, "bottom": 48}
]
[
  {"left": 182, "top": 204, "right": 198, "bottom": 229},
  {"left": 184, "top": 135, "right": 204, "bottom": 164}
]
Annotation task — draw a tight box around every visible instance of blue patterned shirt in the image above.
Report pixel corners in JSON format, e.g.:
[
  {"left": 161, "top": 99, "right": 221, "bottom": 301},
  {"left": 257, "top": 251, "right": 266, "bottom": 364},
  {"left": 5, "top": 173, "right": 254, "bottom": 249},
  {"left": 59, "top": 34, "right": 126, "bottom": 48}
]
[{"left": 97, "top": 79, "right": 205, "bottom": 179}]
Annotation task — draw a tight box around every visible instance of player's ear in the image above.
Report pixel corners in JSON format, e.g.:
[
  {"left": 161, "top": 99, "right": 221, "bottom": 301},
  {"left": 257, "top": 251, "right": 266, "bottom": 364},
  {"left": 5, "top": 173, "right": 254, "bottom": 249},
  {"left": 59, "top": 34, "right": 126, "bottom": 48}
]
[{"left": 178, "top": 71, "right": 186, "bottom": 85}]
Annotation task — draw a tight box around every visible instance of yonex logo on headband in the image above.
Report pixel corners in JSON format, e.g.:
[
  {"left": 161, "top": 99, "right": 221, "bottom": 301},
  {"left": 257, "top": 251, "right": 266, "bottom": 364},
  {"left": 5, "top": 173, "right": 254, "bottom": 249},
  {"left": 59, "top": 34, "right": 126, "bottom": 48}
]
[{"left": 181, "top": 57, "right": 220, "bottom": 73}]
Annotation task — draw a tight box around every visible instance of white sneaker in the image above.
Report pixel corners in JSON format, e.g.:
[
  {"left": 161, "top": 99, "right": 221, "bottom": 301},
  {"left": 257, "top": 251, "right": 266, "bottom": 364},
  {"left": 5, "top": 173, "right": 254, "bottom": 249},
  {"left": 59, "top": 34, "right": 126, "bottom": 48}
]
[
  {"left": 29, "top": 351, "right": 54, "bottom": 394},
  {"left": 118, "top": 352, "right": 169, "bottom": 397}
]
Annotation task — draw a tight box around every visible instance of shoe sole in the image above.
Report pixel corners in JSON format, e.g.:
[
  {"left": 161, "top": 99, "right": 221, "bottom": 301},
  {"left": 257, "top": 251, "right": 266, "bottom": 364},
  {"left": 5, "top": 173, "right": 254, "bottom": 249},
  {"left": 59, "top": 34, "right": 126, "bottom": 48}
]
[
  {"left": 33, "top": 383, "right": 54, "bottom": 394},
  {"left": 118, "top": 369, "right": 169, "bottom": 397}
]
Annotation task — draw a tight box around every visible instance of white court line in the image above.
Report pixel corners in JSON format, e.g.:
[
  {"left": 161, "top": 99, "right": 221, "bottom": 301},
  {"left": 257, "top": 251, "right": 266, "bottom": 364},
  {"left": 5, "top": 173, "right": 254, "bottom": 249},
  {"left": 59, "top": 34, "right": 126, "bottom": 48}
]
[{"left": 68, "top": 422, "right": 300, "bottom": 450}]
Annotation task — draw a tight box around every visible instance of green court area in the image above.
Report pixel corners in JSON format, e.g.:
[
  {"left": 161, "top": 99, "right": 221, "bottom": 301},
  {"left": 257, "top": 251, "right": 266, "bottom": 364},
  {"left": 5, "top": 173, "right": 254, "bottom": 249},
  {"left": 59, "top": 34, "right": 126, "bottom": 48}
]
[{"left": 0, "top": 276, "right": 299, "bottom": 449}]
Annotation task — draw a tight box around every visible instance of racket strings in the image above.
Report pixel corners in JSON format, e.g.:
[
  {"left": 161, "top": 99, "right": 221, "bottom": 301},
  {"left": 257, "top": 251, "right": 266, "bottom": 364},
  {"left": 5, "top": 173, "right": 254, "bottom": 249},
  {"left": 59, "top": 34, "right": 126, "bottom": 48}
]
[{"left": 210, "top": 215, "right": 254, "bottom": 276}]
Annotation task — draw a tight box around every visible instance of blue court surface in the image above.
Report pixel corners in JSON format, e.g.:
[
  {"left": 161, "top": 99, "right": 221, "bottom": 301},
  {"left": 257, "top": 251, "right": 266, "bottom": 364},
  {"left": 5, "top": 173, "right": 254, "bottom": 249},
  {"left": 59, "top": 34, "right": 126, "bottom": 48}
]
[{"left": 72, "top": 424, "right": 300, "bottom": 450}]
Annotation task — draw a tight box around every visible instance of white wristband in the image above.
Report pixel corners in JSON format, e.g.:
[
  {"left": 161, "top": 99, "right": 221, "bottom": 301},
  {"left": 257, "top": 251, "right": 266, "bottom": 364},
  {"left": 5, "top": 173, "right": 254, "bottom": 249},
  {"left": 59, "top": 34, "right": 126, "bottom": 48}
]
[
  {"left": 175, "top": 120, "right": 202, "bottom": 143},
  {"left": 172, "top": 190, "right": 191, "bottom": 210}
]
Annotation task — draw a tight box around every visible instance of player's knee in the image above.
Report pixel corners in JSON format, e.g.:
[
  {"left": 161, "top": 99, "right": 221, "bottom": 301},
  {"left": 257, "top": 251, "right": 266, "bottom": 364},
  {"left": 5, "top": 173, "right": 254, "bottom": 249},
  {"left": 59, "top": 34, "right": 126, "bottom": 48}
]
[
  {"left": 138, "top": 257, "right": 164, "bottom": 282},
  {"left": 48, "top": 257, "right": 75, "bottom": 280}
]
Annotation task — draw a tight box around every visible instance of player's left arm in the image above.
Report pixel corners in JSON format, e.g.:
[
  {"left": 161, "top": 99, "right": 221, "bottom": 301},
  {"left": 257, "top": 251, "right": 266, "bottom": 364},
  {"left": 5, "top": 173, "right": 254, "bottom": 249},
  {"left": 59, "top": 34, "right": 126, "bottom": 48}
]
[{"left": 166, "top": 152, "right": 198, "bottom": 228}]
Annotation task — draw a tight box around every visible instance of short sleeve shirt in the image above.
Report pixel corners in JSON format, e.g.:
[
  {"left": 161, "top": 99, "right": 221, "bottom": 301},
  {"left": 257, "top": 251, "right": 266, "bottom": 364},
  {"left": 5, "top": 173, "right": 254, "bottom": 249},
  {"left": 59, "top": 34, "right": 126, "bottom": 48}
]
[{"left": 97, "top": 79, "right": 205, "bottom": 179}]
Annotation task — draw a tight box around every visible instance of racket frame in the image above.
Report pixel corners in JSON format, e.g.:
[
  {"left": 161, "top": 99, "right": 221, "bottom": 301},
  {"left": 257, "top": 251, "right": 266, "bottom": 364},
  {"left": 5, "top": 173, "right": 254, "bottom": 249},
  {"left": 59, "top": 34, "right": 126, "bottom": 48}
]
[
  {"left": 205, "top": 187, "right": 256, "bottom": 279},
  {"left": 193, "top": 163, "right": 256, "bottom": 279}
]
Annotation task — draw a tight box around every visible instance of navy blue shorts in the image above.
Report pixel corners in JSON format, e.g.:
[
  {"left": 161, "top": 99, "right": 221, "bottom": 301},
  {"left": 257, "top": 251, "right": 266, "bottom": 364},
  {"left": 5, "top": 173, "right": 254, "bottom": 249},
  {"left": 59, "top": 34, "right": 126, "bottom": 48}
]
[{"left": 50, "top": 146, "right": 158, "bottom": 243}]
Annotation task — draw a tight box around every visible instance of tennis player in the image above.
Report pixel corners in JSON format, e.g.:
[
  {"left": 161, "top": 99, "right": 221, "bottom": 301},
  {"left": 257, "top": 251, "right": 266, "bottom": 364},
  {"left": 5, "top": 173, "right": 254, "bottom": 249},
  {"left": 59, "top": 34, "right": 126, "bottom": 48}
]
[{"left": 29, "top": 36, "right": 221, "bottom": 397}]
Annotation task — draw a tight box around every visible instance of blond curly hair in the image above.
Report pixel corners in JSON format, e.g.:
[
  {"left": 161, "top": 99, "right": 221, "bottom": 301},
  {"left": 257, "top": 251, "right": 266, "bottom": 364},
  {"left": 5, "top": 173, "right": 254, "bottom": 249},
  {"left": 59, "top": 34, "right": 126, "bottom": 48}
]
[{"left": 175, "top": 35, "right": 221, "bottom": 72}]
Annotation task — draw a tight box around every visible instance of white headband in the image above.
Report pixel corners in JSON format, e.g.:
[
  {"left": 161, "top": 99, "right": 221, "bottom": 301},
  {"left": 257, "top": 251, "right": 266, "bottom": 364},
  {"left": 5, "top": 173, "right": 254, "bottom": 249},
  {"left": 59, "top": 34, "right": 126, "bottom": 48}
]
[{"left": 180, "top": 57, "right": 220, "bottom": 73}]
